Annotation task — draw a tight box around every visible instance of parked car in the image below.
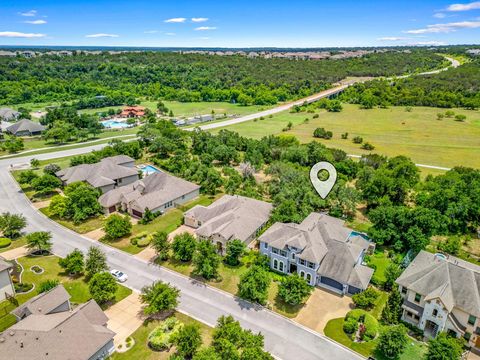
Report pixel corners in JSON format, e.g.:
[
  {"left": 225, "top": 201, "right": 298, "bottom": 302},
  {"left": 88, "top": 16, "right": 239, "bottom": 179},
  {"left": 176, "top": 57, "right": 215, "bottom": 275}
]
[{"left": 110, "top": 269, "right": 128, "bottom": 282}]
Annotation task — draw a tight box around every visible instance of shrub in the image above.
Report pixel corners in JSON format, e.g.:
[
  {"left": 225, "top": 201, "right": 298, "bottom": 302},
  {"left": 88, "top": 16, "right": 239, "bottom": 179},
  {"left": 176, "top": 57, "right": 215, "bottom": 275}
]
[
  {"left": 363, "top": 313, "right": 379, "bottom": 340},
  {"left": 104, "top": 214, "right": 132, "bottom": 240},
  {"left": 137, "top": 235, "right": 151, "bottom": 247},
  {"left": 352, "top": 136, "right": 363, "bottom": 144},
  {"left": 352, "top": 287, "right": 379, "bottom": 309},
  {"left": 313, "top": 114, "right": 319, "bottom": 119},
  {"left": 38, "top": 279, "right": 60, "bottom": 293},
  {"left": 147, "top": 317, "right": 183, "bottom": 351},
  {"left": 343, "top": 317, "right": 358, "bottom": 334},
  {"left": 341, "top": 132, "right": 349, "bottom": 139},
  {"left": 43, "top": 164, "right": 61, "bottom": 175},
  {"left": 445, "top": 110, "right": 455, "bottom": 118},
  {"left": 14, "top": 282, "right": 33, "bottom": 293},
  {"left": 0, "top": 237, "right": 11, "bottom": 248},
  {"left": 454, "top": 114, "right": 466, "bottom": 122},
  {"left": 361, "top": 142, "right": 375, "bottom": 150},
  {"left": 18, "top": 170, "right": 39, "bottom": 185},
  {"left": 313, "top": 127, "right": 333, "bottom": 139}
]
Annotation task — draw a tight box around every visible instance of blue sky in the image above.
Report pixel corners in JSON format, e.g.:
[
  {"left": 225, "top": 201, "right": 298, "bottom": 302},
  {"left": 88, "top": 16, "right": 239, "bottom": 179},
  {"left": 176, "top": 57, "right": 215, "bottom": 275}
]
[{"left": 1, "top": 0, "right": 480, "bottom": 47}]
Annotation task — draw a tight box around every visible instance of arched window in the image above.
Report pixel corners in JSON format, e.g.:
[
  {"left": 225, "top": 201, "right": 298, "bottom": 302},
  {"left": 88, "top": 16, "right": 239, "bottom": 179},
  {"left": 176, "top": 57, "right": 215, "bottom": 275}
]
[
  {"left": 306, "top": 273, "right": 312, "bottom": 284},
  {"left": 279, "top": 261, "right": 284, "bottom": 272},
  {"left": 273, "top": 259, "right": 278, "bottom": 270},
  {"left": 300, "top": 271, "right": 305, "bottom": 278}
]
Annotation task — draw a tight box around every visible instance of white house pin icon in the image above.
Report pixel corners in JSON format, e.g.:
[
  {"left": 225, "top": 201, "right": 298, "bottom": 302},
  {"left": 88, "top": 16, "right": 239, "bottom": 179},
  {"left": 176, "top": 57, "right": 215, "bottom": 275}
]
[{"left": 309, "top": 161, "right": 337, "bottom": 199}]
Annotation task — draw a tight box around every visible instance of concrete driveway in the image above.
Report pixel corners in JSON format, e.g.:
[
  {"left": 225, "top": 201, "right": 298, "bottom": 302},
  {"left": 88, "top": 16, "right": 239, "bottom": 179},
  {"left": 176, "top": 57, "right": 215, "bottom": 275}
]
[
  {"left": 295, "top": 288, "right": 354, "bottom": 334},
  {"left": 105, "top": 293, "right": 146, "bottom": 348}
]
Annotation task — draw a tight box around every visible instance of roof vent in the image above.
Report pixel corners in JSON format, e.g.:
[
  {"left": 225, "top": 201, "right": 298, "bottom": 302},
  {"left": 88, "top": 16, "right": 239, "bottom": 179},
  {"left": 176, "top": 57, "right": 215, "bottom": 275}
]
[
  {"left": 0, "top": 337, "right": 5, "bottom": 343},
  {"left": 8, "top": 331, "right": 14, "bottom": 336}
]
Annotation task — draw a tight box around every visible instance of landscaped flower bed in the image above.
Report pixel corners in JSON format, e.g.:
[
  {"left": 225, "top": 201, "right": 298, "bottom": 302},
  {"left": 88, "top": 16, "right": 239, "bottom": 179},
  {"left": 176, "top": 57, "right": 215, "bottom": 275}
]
[
  {"left": 14, "top": 282, "right": 34, "bottom": 293},
  {"left": 343, "top": 309, "right": 378, "bottom": 342},
  {"left": 147, "top": 317, "right": 183, "bottom": 351},
  {"left": 30, "top": 265, "right": 44, "bottom": 274}
]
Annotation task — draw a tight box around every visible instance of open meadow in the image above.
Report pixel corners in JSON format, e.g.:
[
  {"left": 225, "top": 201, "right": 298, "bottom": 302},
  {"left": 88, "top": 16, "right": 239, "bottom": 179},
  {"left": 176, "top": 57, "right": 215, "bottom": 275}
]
[{"left": 212, "top": 104, "right": 480, "bottom": 169}]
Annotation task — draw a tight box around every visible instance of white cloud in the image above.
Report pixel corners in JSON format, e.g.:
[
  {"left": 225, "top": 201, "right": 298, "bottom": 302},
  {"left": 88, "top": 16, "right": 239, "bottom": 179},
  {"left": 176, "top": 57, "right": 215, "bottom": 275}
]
[
  {"left": 144, "top": 30, "right": 158, "bottom": 34},
  {"left": 446, "top": 1, "right": 480, "bottom": 11},
  {"left": 0, "top": 31, "right": 45, "bottom": 38},
  {"left": 24, "top": 19, "right": 47, "bottom": 25},
  {"left": 409, "top": 40, "right": 448, "bottom": 46},
  {"left": 165, "top": 33, "right": 176, "bottom": 36},
  {"left": 165, "top": 18, "right": 186, "bottom": 23},
  {"left": 85, "top": 33, "right": 119, "bottom": 38},
  {"left": 194, "top": 26, "right": 217, "bottom": 31},
  {"left": 199, "top": 37, "right": 210, "bottom": 40},
  {"left": 377, "top": 36, "right": 407, "bottom": 41},
  {"left": 405, "top": 21, "right": 480, "bottom": 34},
  {"left": 19, "top": 10, "right": 37, "bottom": 17},
  {"left": 433, "top": 13, "right": 446, "bottom": 18},
  {"left": 192, "top": 17, "right": 208, "bottom": 22}
]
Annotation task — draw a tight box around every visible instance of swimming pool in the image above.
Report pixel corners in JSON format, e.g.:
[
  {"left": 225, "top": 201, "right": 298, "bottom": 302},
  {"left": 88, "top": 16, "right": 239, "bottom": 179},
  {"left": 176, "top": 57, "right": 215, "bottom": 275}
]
[
  {"left": 140, "top": 165, "right": 161, "bottom": 176},
  {"left": 101, "top": 120, "right": 132, "bottom": 129}
]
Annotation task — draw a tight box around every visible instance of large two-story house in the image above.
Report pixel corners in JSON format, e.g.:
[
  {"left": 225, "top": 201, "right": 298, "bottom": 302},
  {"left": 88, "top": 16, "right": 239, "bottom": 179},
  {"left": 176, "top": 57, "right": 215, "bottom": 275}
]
[
  {"left": 259, "top": 213, "right": 375, "bottom": 295},
  {"left": 396, "top": 251, "right": 480, "bottom": 353}
]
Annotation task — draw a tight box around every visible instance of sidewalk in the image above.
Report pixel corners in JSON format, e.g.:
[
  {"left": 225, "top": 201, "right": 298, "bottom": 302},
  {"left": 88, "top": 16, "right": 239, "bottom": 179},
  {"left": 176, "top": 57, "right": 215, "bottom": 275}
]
[{"left": 1, "top": 245, "right": 29, "bottom": 260}]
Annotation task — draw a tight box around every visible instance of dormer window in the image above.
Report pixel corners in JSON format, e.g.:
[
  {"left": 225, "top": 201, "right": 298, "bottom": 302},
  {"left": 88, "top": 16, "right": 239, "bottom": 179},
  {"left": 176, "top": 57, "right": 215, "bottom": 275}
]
[
  {"left": 414, "top": 293, "right": 421, "bottom": 303},
  {"left": 432, "top": 309, "right": 438, "bottom": 317},
  {"left": 468, "top": 315, "right": 476, "bottom": 326}
]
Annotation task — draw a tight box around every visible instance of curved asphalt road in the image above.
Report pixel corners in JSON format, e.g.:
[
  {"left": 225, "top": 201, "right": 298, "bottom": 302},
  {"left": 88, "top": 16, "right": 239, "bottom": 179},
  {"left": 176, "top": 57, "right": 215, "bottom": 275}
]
[{"left": 0, "top": 147, "right": 363, "bottom": 360}]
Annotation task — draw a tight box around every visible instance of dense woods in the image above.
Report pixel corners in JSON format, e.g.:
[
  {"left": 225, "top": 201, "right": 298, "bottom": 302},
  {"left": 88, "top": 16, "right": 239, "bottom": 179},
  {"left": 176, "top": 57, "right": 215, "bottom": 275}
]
[
  {"left": 0, "top": 50, "right": 446, "bottom": 105},
  {"left": 341, "top": 58, "right": 480, "bottom": 108}
]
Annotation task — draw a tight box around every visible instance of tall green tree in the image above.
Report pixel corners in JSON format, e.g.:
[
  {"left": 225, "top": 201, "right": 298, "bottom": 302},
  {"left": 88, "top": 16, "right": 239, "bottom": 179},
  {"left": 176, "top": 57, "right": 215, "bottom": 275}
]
[
  {"left": 376, "top": 325, "right": 408, "bottom": 359},
  {"left": 425, "top": 333, "right": 463, "bottom": 360},
  {"left": 381, "top": 288, "right": 403, "bottom": 325},
  {"left": 0, "top": 212, "right": 27, "bottom": 238},
  {"left": 225, "top": 239, "right": 246, "bottom": 266},
  {"left": 278, "top": 274, "right": 313, "bottom": 306},
  {"left": 58, "top": 248, "right": 84, "bottom": 275},
  {"left": 151, "top": 231, "right": 170, "bottom": 261},
  {"left": 172, "top": 232, "right": 197, "bottom": 262},
  {"left": 140, "top": 281, "right": 179, "bottom": 316},
  {"left": 172, "top": 324, "right": 202, "bottom": 358},
  {"left": 25, "top": 231, "right": 52, "bottom": 253},
  {"left": 192, "top": 240, "right": 221, "bottom": 280},
  {"left": 88, "top": 272, "right": 118, "bottom": 304},
  {"left": 85, "top": 246, "right": 109, "bottom": 279},
  {"left": 238, "top": 265, "right": 271, "bottom": 305},
  {"left": 104, "top": 214, "right": 132, "bottom": 239}
]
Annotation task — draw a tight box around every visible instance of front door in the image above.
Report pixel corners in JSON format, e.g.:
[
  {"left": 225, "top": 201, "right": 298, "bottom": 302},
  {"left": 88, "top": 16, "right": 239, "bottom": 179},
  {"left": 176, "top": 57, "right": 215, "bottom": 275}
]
[
  {"left": 475, "top": 335, "right": 480, "bottom": 348},
  {"left": 290, "top": 263, "right": 297, "bottom": 273}
]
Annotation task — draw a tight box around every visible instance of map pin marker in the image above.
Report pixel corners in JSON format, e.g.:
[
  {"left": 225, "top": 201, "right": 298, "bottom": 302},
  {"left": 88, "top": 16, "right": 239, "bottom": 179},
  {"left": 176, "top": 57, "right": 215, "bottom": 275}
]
[{"left": 310, "top": 161, "right": 337, "bottom": 199}]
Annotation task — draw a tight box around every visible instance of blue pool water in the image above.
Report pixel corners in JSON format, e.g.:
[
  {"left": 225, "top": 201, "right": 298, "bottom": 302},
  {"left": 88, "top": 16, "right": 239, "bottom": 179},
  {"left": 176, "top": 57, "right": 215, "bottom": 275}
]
[
  {"left": 141, "top": 165, "right": 161, "bottom": 176},
  {"left": 101, "top": 120, "right": 131, "bottom": 129}
]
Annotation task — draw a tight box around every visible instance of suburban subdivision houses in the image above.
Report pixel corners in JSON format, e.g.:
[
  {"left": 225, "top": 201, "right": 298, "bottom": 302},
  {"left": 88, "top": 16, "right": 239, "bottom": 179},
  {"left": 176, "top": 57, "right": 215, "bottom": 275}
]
[
  {"left": 99, "top": 171, "right": 200, "bottom": 217},
  {"left": 396, "top": 250, "right": 480, "bottom": 353},
  {"left": 184, "top": 194, "right": 273, "bottom": 254},
  {"left": 2, "top": 285, "right": 115, "bottom": 360},
  {"left": 56, "top": 155, "right": 139, "bottom": 193},
  {"left": 0, "top": 256, "right": 15, "bottom": 301},
  {"left": 259, "top": 213, "right": 375, "bottom": 294}
]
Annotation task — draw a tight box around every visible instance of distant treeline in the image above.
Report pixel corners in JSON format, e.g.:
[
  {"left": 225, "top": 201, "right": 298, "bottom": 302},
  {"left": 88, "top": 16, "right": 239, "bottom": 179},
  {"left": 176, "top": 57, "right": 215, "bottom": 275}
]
[
  {"left": 341, "top": 58, "right": 480, "bottom": 109},
  {"left": 0, "top": 50, "right": 445, "bottom": 106}
]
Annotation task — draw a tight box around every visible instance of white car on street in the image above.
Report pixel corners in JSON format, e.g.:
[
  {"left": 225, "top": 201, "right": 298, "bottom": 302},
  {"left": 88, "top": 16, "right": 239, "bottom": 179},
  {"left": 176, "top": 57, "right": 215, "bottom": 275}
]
[{"left": 110, "top": 269, "right": 128, "bottom": 282}]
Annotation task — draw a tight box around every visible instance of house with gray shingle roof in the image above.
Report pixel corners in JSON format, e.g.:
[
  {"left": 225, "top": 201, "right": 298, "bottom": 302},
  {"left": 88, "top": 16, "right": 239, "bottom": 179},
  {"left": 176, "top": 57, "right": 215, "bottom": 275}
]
[
  {"left": 184, "top": 194, "right": 273, "bottom": 254},
  {"left": 0, "top": 108, "right": 20, "bottom": 122},
  {"left": 259, "top": 213, "right": 375, "bottom": 294},
  {"left": 0, "top": 256, "right": 14, "bottom": 302},
  {"left": 56, "top": 155, "right": 139, "bottom": 193},
  {"left": 99, "top": 170, "right": 200, "bottom": 218},
  {"left": 396, "top": 251, "right": 480, "bottom": 351},
  {"left": 2, "top": 285, "right": 115, "bottom": 360},
  {"left": 6, "top": 119, "right": 45, "bottom": 136}
]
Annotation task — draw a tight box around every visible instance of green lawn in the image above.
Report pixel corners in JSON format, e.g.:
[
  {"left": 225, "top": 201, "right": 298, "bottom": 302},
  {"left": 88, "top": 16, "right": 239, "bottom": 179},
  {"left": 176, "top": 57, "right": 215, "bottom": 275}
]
[
  {"left": 102, "top": 195, "right": 218, "bottom": 254},
  {"left": 110, "top": 312, "right": 213, "bottom": 360},
  {"left": 0, "top": 254, "right": 132, "bottom": 332},
  {"left": 211, "top": 104, "right": 480, "bottom": 170},
  {"left": 0, "top": 236, "right": 27, "bottom": 254},
  {"left": 157, "top": 253, "right": 302, "bottom": 318},
  {"left": 366, "top": 252, "right": 393, "bottom": 288},
  {"left": 40, "top": 207, "right": 106, "bottom": 234},
  {"left": 324, "top": 319, "right": 427, "bottom": 359}
]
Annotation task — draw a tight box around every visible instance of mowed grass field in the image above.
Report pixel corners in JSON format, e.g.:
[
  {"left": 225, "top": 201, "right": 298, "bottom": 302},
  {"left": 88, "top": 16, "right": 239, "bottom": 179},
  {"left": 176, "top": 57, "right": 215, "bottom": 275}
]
[{"left": 212, "top": 104, "right": 480, "bottom": 169}]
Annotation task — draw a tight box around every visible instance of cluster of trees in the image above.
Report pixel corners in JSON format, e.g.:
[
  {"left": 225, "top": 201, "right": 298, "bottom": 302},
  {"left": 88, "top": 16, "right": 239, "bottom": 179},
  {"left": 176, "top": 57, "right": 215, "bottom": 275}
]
[
  {"left": 40, "top": 107, "right": 103, "bottom": 144},
  {"left": 0, "top": 50, "right": 446, "bottom": 105},
  {"left": 341, "top": 58, "right": 480, "bottom": 109},
  {"left": 69, "top": 139, "right": 142, "bottom": 166}
]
